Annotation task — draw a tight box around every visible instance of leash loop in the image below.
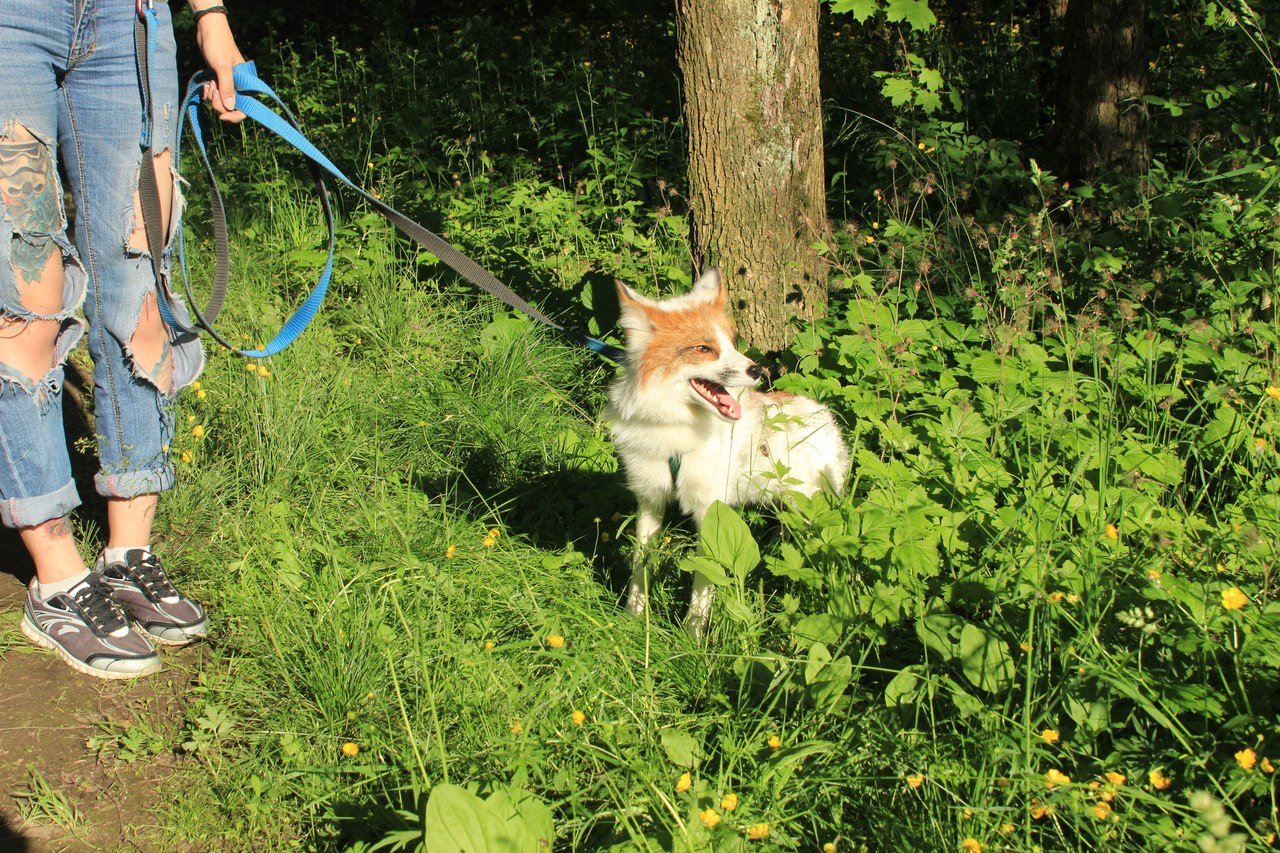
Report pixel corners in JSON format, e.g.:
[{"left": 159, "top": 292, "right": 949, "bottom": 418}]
[{"left": 165, "top": 61, "right": 624, "bottom": 361}]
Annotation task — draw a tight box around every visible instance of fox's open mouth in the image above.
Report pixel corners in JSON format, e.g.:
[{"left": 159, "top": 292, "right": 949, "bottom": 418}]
[{"left": 691, "top": 378, "right": 742, "bottom": 420}]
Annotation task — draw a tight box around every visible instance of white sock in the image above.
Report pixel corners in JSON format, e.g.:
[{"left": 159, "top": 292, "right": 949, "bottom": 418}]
[
  {"left": 36, "top": 569, "right": 92, "bottom": 601},
  {"left": 103, "top": 545, "right": 149, "bottom": 567}
]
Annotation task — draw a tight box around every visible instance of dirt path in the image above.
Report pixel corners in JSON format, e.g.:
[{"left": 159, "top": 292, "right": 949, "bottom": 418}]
[{"left": 0, "top": 568, "right": 205, "bottom": 852}]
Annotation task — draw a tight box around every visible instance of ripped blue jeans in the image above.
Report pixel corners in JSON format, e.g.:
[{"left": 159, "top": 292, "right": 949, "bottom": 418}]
[{"left": 0, "top": 0, "right": 204, "bottom": 528}]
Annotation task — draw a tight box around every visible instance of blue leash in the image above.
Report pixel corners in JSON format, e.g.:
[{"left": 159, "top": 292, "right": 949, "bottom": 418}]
[{"left": 165, "top": 54, "right": 625, "bottom": 362}]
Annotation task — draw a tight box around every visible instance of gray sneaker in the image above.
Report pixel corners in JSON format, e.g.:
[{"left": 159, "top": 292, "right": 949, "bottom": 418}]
[
  {"left": 21, "top": 576, "right": 162, "bottom": 679},
  {"left": 95, "top": 550, "right": 210, "bottom": 646}
]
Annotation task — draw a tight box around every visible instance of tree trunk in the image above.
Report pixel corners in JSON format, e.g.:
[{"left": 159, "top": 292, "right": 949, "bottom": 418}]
[
  {"left": 1052, "top": 0, "right": 1149, "bottom": 180},
  {"left": 676, "top": 0, "right": 829, "bottom": 353}
]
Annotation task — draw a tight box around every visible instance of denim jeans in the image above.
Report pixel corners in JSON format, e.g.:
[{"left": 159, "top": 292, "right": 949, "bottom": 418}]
[{"left": 0, "top": 0, "right": 204, "bottom": 528}]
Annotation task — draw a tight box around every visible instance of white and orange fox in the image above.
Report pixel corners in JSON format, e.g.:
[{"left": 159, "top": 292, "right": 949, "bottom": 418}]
[{"left": 606, "top": 268, "right": 848, "bottom": 636}]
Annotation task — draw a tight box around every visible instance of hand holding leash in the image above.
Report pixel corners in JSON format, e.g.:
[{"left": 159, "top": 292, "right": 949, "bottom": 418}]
[{"left": 190, "top": 3, "right": 246, "bottom": 123}]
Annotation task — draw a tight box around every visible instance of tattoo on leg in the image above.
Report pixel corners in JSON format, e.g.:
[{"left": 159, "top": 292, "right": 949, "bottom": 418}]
[
  {"left": 41, "top": 516, "right": 73, "bottom": 539},
  {"left": 0, "top": 133, "right": 61, "bottom": 289}
]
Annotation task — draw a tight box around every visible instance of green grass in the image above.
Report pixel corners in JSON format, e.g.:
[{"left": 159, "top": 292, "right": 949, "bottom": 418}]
[{"left": 101, "top": 8, "right": 1280, "bottom": 851}]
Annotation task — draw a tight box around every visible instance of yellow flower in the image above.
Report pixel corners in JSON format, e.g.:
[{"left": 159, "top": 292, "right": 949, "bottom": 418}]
[
  {"left": 484, "top": 640, "right": 495, "bottom": 650},
  {"left": 191, "top": 424, "right": 205, "bottom": 438},
  {"left": 864, "top": 235, "right": 876, "bottom": 245},
  {"left": 1030, "top": 803, "right": 1048, "bottom": 820},
  {"left": 488, "top": 528, "right": 501, "bottom": 538},
  {"left": 341, "top": 741, "right": 359, "bottom": 757},
  {"left": 1222, "top": 586, "right": 1248, "bottom": 610},
  {"left": 1105, "top": 524, "right": 1119, "bottom": 539},
  {"left": 905, "top": 773, "right": 924, "bottom": 789},
  {"left": 547, "top": 634, "right": 565, "bottom": 649},
  {"left": 1047, "top": 591, "right": 1065, "bottom": 604},
  {"left": 767, "top": 735, "right": 782, "bottom": 749},
  {"left": 180, "top": 451, "right": 194, "bottom": 464},
  {"left": 1236, "top": 748, "right": 1257, "bottom": 770},
  {"left": 1261, "top": 757, "right": 1275, "bottom": 774},
  {"left": 1044, "top": 769, "right": 1071, "bottom": 788},
  {"left": 1066, "top": 593, "right": 1079, "bottom": 604},
  {"left": 196, "top": 388, "right": 206, "bottom": 400},
  {"left": 698, "top": 808, "right": 721, "bottom": 828},
  {"left": 1000, "top": 823, "right": 1015, "bottom": 835},
  {"left": 1020, "top": 641, "right": 1032, "bottom": 652},
  {"left": 482, "top": 536, "right": 496, "bottom": 548},
  {"left": 510, "top": 719, "right": 523, "bottom": 735},
  {"left": 1105, "top": 771, "right": 1126, "bottom": 786},
  {"left": 571, "top": 710, "right": 586, "bottom": 726},
  {"left": 1041, "top": 729, "right": 1060, "bottom": 744},
  {"left": 445, "top": 545, "right": 457, "bottom": 559},
  {"left": 1092, "top": 802, "right": 1112, "bottom": 820},
  {"left": 746, "top": 823, "right": 770, "bottom": 840},
  {"left": 676, "top": 772, "right": 692, "bottom": 793},
  {"left": 257, "top": 365, "right": 271, "bottom": 378},
  {"left": 1147, "top": 568, "right": 1162, "bottom": 581},
  {"left": 824, "top": 844, "right": 839, "bottom": 853},
  {"left": 1266, "top": 386, "right": 1280, "bottom": 400},
  {"left": 1149, "top": 769, "right": 1172, "bottom": 790},
  {"left": 960, "top": 839, "right": 982, "bottom": 853},
  {"left": 245, "top": 362, "right": 257, "bottom": 372},
  {"left": 721, "top": 793, "right": 739, "bottom": 811}
]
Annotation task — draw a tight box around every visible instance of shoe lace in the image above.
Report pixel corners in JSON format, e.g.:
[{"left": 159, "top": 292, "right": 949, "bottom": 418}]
[
  {"left": 128, "top": 552, "right": 180, "bottom": 602},
  {"left": 69, "top": 578, "right": 129, "bottom": 635}
]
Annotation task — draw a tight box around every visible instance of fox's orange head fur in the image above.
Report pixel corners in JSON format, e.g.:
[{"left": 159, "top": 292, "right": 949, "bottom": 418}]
[{"left": 614, "top": 269, "right": 762, "bottom": 422}]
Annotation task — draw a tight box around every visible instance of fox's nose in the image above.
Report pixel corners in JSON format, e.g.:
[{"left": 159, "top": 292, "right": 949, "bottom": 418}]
[{"left": 745, "top": 364, "right": 764, "bottom": 381}]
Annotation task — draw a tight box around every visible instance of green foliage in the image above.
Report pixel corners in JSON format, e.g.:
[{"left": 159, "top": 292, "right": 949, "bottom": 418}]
[{"left": 118, "top": 2, "right": 1280, "bottom": 850}]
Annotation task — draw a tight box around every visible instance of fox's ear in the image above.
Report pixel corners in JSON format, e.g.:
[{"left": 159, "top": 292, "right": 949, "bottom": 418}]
[
  {"left": 615, "top": 280, "right": 654, "bottom": 339},
  {"left": 689, "top": 267, "right": 727, "bottom": 309}
]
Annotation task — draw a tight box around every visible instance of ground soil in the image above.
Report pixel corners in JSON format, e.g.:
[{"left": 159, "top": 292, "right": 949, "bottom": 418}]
[{"left": 0, "top": 556, "right": 206, "bottom": 852}]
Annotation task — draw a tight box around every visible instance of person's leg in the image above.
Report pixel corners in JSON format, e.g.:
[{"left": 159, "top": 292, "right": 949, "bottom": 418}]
[
  {"left": 64, "top": 0, "right": 208, "bottom": 645},
  {"left": 1, "top": 0, "right": 161, "bottom": 678},
  {"left": 0, "top": 0, "right": 89, "bottom": 583}
]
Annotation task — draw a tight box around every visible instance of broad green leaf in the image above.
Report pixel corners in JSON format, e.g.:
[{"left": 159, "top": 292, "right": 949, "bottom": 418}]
[
  {"left": 806, "top": 644, "right": 853, "bottom": 711},
  {"left": 793, "top": 614, "right": 844, "bottom": 645},
  {"left": 916, "top": 610, "right": 965, "bottom": 660},
  {"left": 700, "top": 501, "right": 760, "bottom": 579},
  {"left": 885, "top": 0, "right": 937, "bottom": 31},
  {"left": 424, "top": 785, "right": 488, "bottom": 853},
  {"left": 804, "top": 642, "right": 832, "bottom": 685},
  {"left": 917, "top": 67, "right": 944, "bottom": 91},
  {"left": 916, "top": 89, "right": 942, "bottom": 115},
  {"left": 880, "top": 76, "right": 915, "bottom": 108},
  {"left": 660, "top": 729, "right": 702, "bottom": 767},
  {"left": 830, "top": 0, "right": 880, "bottom": 22},
  {"left": 958, "top": 623, "right": 1014, "bottom": 693},
  {"left": 884, "top": 665, "right": 924, "bottom": 706},
  {"left": 679, "top": 555, "right": 731, "bottom": 587},
  {"left": 483, "top": 787, "right": 554, "bottom": 852},
  {"left": 766, "top": 542, "right": 823, "bottom": 587}
]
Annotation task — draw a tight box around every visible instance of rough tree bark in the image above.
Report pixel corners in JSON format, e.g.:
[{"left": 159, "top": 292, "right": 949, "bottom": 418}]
[
  {"left": 676, "top": 0, "right": 829, "bottom": 353},
  {"left": 1052, "top": 0, "right": 1149, "bottom": 180}
]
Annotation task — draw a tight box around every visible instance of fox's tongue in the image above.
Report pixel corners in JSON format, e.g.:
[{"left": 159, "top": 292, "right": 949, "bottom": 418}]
[{"left": 691, "top": 379, "right": 742, "bottom": 420}]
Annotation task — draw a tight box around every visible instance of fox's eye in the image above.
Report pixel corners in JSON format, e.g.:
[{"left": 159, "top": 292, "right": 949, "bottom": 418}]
[{"left": 690, "top": 344, "right": 713, "bottom": 354}]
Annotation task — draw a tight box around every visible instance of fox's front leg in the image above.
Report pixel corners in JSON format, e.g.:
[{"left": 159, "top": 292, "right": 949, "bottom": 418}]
[
  {"left": 625, "top": 497, "right": 667, "bottom": 616},
  {"left": 684, "top": 503, "right": 716, "bottom": 639}
]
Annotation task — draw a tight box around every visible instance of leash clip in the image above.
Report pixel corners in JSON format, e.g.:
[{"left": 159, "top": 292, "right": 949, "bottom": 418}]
[{"left": 136, "top": 0, "right": 153, "bottom": 18}]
